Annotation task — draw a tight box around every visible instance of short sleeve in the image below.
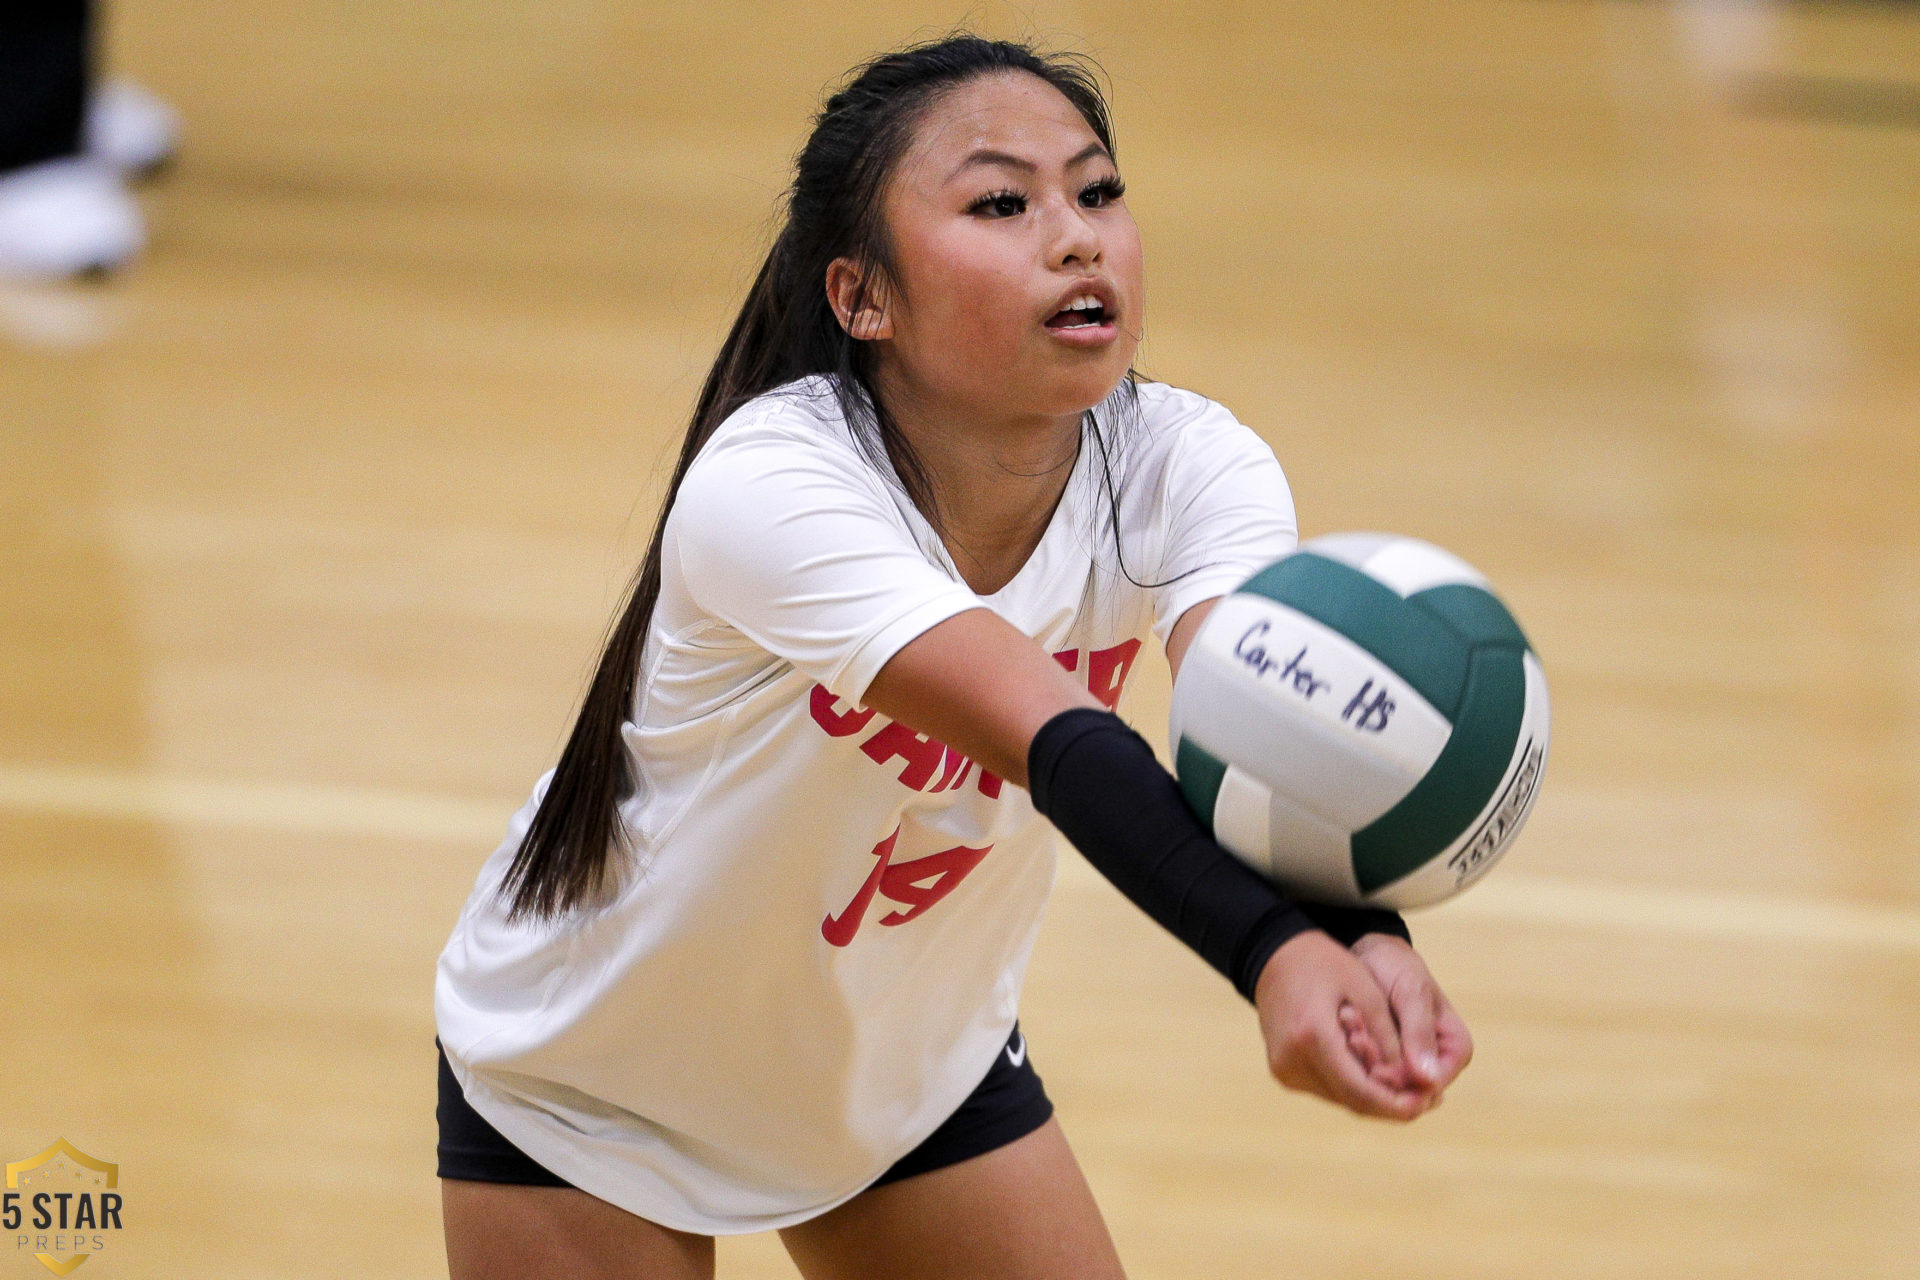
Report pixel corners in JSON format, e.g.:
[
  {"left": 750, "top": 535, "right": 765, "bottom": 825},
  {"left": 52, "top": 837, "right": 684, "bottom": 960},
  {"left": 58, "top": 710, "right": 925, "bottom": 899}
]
[
  {"left": 1149, "top": 397, "right": 1298, "bottom": 642},
  {"left": 670, "top": 415, "right": 983, "bottom": 703}
]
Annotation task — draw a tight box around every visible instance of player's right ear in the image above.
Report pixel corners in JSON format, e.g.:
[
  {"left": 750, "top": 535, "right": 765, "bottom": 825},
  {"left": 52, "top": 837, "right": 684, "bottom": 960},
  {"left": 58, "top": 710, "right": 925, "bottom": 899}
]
[{"left": 826, "top": 257, "right": 892, "bottom": 340}]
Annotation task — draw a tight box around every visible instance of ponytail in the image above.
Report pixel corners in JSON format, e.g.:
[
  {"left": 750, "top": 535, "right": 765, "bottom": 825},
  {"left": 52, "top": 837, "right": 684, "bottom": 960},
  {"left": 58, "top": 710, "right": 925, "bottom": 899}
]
[{"left": 497, "top": 240, "right": 799, "bottom": 920}]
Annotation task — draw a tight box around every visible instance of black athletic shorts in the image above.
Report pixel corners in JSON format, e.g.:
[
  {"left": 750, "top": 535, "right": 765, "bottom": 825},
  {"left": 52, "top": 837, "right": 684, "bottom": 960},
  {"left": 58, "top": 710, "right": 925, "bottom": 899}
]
[{"left": 435, "top": 1024, "right": 1052, "bottom": 1193}]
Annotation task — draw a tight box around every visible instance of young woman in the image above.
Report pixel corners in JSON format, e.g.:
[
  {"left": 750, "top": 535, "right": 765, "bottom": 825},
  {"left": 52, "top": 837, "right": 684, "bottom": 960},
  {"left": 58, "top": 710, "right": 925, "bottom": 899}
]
[{"left": 434, "top": 35, "right": 1472, "bottom": 1280}]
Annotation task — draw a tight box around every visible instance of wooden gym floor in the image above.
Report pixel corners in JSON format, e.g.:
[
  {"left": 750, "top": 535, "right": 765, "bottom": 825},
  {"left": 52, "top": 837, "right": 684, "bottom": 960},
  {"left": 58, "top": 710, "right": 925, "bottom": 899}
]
[{"left": 2, "top": 1, "right": 1915, "bottom": 1276}]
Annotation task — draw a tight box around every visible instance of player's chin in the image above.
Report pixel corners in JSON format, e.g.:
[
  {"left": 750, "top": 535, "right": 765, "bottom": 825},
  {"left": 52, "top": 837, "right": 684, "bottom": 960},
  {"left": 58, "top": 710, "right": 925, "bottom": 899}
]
[
  {"left": 1035, "top": 345, "right": 1136, "bottom": 413},
  {"left": 1025, "top": 372, "right": 1127, "bottom": 419}
]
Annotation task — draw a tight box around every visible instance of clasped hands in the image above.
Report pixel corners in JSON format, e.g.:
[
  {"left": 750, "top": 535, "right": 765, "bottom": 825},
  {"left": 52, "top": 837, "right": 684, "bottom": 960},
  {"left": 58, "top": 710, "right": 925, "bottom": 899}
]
[{"left": 1253, "top": 929, "right": 1473, "bottom": 1121}]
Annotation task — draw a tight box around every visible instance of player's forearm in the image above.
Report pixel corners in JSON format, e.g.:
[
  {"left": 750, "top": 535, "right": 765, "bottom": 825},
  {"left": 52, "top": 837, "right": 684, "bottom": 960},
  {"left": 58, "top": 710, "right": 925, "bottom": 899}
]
[
  {"left": 1027, "top": 707, "right": 1407, "bottom": 999},
  {"left": 863, "top": 606, "right": 1102, "bottom": 789}
]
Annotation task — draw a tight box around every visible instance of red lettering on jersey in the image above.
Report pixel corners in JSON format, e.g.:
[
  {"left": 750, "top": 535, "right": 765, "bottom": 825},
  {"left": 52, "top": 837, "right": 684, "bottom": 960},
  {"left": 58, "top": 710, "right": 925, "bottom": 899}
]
[
  {"left": 822, "top": 828, "right": 995, "bottom": 945},
  {"left": 1087, "top": 639, "right": 1142, "bottom": 711},
  {"left": 821, "top": 827, "right": 899, "bottom": 947},
  {"left": 860, "top": 721, "right": 947, "bottom": 790},
  {"left": 809, "top": 638, "right": 1135, "bottom": 799},
  {"left": 810, "top": 685, "right": 877, "bottom": 737},
  {"left": 932, "top": 756, "right": 998, "bottom": 796},
  {"left": 876, "top": 844, "right": 992, "bottom": 926},
  {"left": 932, "top": 744, "right": 971, "bottom": 792},
  {"left": 809, "top": 683, "right": 990, "bottom": 796}
]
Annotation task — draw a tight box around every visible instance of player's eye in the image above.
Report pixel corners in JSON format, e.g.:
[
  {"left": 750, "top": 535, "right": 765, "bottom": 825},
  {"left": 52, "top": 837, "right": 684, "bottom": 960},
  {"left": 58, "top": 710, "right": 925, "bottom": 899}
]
[
  {"left": 1079, "top": 176, "right": 1126, "bottom": 208},
  {"left": 968, "top": 189, "right": 1028, "bottom": 218}
]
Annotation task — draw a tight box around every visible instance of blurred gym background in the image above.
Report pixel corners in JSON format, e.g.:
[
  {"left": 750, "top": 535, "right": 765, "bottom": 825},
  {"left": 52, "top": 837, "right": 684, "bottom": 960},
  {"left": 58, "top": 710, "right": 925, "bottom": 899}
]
[{"left": 2, "top": 1, "right": 1915, "bottom": 1276}]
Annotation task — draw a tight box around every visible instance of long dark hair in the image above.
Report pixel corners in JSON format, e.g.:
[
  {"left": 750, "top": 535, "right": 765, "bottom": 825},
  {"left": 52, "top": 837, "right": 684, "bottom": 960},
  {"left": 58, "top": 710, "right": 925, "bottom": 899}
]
[{"left": 499, "top": 34, "right": 1131, "bottom": 922}]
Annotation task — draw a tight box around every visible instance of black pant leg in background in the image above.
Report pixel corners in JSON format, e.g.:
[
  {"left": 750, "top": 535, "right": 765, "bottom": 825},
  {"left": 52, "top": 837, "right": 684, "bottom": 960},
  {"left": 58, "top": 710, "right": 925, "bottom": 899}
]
[{"left": 0, "top": 0, "right": 93, "bottom": 173}]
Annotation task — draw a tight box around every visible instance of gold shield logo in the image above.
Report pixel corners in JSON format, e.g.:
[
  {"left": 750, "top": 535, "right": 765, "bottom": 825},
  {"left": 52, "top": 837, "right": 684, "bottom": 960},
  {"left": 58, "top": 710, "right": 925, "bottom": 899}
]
[{"left": 5, "top": 1140, "right": 120, "bottom": 1275}]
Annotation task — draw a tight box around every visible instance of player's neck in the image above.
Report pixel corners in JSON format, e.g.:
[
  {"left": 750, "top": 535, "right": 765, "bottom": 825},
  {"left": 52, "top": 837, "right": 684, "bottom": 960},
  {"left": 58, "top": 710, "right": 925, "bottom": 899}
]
[{"left": 876, "top": 376, "right": 1082, "bottom": 596}]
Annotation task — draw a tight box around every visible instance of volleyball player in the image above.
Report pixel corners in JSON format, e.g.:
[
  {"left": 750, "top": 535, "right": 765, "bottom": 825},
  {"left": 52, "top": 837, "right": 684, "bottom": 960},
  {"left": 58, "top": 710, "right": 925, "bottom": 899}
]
[{"left": 435, "top": 35, "right": 1472, "bottom": 1280}]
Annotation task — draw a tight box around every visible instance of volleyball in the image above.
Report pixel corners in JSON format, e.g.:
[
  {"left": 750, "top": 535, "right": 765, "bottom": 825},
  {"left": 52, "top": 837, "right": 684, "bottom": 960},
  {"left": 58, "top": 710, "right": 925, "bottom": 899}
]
[{"left": 1170, "top": 533, "right": 1548, "bottom": 909}]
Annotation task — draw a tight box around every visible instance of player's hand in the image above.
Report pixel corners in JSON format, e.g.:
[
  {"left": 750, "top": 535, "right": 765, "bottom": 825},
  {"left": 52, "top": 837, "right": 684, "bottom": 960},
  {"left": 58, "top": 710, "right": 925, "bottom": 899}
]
[
  {"left": 1251, "top": 930, "right": 1431, "bottom": 1121},
  {"left": 1344, "top": 933, "right": 1473, "bottom": 1101}
]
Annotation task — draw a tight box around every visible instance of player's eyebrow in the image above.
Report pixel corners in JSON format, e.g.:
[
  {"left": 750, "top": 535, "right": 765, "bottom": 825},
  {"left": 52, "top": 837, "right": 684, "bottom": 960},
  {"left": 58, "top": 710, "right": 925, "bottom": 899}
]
[{"left": 947, "top": 141, "right": 1111, "bottom": 181}]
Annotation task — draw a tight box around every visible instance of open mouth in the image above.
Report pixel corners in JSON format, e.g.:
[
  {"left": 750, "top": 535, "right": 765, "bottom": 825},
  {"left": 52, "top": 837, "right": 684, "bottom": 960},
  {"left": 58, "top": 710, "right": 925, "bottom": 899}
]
[{"left": 1045, "top": 297, "right": 1111, "bottom": 330}]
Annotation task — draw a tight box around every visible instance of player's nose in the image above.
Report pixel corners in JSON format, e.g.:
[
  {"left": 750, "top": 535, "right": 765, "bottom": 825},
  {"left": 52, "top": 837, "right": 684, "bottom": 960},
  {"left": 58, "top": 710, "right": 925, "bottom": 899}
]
[{"left": 1046, "top": 198, "right": 1102, "bottom": 269}]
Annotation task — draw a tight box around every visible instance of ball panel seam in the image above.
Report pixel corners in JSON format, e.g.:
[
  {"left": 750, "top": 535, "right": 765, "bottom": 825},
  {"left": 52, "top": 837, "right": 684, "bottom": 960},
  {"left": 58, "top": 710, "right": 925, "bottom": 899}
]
[
  {"left": 1349, "top": 645, "right": 1527, "bottom": 894},
  {"left": 1407, "top": 582, "right": 1532, "bottom": 654},
  {"left": 1174, "top": 735, "right": 1228, "bottom": 826}
]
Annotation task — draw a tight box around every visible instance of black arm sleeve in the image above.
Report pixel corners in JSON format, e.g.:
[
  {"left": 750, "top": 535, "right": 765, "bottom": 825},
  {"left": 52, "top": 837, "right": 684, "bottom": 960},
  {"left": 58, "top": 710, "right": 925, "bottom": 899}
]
[{"left": 1026, "top": 707, "right": 1409, "bottom": 1001}]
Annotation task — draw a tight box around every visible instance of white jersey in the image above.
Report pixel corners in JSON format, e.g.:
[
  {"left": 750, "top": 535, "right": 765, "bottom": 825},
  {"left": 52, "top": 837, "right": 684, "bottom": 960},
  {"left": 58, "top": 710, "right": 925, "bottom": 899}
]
[{"left": 434, "top": 375, "right": 1298, "bottom": 1233}]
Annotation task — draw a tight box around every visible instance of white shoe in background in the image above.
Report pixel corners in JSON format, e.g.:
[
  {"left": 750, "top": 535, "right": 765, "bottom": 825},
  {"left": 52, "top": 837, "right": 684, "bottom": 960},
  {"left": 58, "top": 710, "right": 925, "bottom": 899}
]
[
  {"left": 0, "top": 157, "right": 144, "bottom": 280},
  {"left": 85, "top": 79, "right": 180, "bottom": 176}
]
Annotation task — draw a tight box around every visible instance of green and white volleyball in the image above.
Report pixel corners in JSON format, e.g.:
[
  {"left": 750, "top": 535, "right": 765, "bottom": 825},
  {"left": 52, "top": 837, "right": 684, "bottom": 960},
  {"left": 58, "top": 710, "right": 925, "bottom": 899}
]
[{"left": 1170, "top": 533, "right": 1548, "bottom": 909}]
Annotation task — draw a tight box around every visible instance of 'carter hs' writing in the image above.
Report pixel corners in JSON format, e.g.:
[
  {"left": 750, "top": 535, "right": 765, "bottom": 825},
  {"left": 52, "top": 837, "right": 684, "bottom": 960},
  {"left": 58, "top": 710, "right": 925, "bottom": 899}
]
[{"left": 1233, "top": 621, "right": 1396, "bottom": 733}]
